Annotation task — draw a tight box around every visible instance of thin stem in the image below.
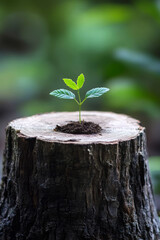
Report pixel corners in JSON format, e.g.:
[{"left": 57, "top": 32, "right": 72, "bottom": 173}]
[
  {"left": 77, "top": 90, "right": 81, "bottom": 123},
  {"left": 74, "top": 98, "right": 79, "bottom": 105},
  {"left": 81, "top": 97, "right": 86, "bottom": 105},
  {"left": 79, "top": 104, "right": 81, "bottom": 123}
]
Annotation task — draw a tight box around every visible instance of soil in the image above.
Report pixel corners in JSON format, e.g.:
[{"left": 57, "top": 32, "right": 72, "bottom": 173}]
[{"left": 54, "top": 121, "right": 102, "bottom": 134}]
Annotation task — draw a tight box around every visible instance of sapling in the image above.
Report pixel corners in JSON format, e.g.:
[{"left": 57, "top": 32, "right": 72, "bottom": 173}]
[{"left": 50, "top": 73, "right": 109, "bottom": 123}]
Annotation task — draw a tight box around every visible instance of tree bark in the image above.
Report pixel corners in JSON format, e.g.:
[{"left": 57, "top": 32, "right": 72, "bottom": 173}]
[{"left": 0, "top": 111, "right": 159, "bottom": 240}]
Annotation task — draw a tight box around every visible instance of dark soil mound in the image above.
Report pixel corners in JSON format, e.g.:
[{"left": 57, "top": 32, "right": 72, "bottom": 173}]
[{"left": 54, "top": 121, "right": 102, "bottom": 134}]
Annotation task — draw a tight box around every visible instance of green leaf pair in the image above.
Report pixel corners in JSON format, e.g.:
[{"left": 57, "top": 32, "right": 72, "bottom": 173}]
[
  {"left": 63, "top": 73, "right": 85, "bottom": 90},
  {"left": 50, "top": 87, "right": 109, "bottom": 100},
  {"left": 50, "top": 73, "right": 110, "bottom": 123}
]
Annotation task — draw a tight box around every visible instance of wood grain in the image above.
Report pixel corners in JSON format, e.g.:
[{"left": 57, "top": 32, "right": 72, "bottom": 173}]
[{"left": 0, "top": 112, "right": 159, "bottom": 240}]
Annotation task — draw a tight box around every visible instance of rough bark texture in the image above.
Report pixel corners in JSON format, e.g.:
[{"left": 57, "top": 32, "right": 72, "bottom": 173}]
[{"left": 0, "top": 112, "right": 159, "bottom": 240}]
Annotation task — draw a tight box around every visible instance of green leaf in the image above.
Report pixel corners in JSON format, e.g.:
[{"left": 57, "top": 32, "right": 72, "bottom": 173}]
[
  {"left": 77, "top": 73, "right": 85, "bottom": 89},
  {"left": 63, "top": 78, "right": 78, "bottom": 90},
  {"left": 50, "top": 89, "right": 75, "bottom": 99},
  {"left": 85, "top": 87, "right": 110, "bottom": 98}
]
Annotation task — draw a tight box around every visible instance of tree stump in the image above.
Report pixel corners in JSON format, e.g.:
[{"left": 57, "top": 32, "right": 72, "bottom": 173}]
[{"left": 0, "top": 111, "right": 159, "bottom": 240}]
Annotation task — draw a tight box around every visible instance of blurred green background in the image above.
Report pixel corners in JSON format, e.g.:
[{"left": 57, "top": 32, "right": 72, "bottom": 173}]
[{"left": 0, "top": 0, "right": 160, "bottom": 212}]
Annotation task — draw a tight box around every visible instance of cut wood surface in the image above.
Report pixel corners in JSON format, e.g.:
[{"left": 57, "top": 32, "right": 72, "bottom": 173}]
[
  {"left": 0, "top": 111, "right": 159, "bottom": 240},
  {"left": 8, "top": 111, "right": 143, "bottom": 143}
]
